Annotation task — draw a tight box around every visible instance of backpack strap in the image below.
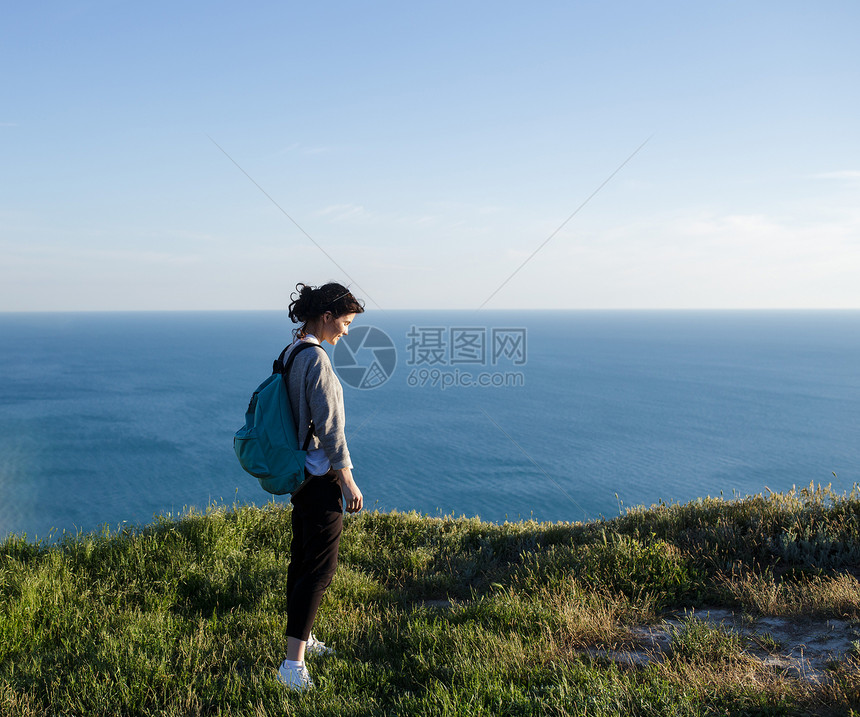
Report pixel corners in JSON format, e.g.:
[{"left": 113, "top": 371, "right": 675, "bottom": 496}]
[
  {"left": 275, "top": 340, "right": 322, "bottom": 377},
  {"left": 275, "top": 341, "right": 325, "bottom": 452}
]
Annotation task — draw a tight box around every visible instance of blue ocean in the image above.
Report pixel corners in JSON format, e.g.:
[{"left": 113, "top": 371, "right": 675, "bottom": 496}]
[{"left": 1, "top": 310, "right": 858, "bottom": 542}]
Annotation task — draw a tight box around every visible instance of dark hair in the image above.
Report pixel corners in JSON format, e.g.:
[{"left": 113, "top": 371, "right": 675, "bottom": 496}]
[{"left": 288, "top": 282, "right": 365, "bottom": 338}]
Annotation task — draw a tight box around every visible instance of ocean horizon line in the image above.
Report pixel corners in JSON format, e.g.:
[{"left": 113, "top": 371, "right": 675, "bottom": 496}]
[{"left": 2, "top": 307, "right": 860, "bottom": 316}]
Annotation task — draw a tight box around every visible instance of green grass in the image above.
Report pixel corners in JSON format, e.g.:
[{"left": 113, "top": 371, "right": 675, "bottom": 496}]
[{"left": 1, "top": 483, "right": 859, "bottom": 716}]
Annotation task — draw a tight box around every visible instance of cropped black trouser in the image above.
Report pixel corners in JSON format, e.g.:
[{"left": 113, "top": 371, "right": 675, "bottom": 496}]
[{"left": 286, "top": 469, "right": 343, "bottom": 641}]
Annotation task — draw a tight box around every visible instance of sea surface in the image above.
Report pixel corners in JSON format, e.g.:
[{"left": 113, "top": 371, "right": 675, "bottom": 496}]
[{"left": 1, "top": 310, "right": 858, "bottom": 542}]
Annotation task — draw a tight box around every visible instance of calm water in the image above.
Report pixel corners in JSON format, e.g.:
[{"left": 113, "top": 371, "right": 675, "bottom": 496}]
[{"left": 1, "top": 310, "right": 858, "bottom": 541}]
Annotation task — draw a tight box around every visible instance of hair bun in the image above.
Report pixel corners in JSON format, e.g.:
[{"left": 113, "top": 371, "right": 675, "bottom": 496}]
[{"left": 287, "top": 281, "right": 365, "bottom": 338}]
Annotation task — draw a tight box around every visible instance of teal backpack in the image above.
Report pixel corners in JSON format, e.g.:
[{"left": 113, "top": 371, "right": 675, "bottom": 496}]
[{"left": 233, "top": 342, "right": 323, "bottom": 495}]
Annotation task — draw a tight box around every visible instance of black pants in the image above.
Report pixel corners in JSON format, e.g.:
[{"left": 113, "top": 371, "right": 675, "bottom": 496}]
[{"left": 286, "top": 469, "right": 343, "bottom": 641}]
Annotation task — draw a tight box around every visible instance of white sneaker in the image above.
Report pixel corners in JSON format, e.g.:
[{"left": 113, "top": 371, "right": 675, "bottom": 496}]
[
  {"left": 277, "top": 660, "right": 313, "bottom": 691},
  {"left": 306, "top": 633, "right": 335, "bottom": 657}
]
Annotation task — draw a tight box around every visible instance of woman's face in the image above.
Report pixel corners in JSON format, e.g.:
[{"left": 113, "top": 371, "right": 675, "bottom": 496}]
[{"left": 322, "top": 312, "right": 355, "bottom": 345}]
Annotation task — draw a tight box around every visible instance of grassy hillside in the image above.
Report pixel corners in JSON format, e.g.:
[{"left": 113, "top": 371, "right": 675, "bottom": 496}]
[{"left": 1, "top": 483, "right": 859, "bottom": 716}]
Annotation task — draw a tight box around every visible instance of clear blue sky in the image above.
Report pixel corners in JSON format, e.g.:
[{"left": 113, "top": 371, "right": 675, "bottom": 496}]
[{"left": 2, "top": 1, "right": 858, "bottom": 311}]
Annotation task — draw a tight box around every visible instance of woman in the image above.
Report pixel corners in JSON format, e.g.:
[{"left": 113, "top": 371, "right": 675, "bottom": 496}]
[{"left": 277, "top": 282, "right": 365, "bottom": 691}]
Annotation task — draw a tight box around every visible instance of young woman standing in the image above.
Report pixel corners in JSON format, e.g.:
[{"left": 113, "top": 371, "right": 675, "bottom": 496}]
[{"left": 277, "top": 282, "right": 365, "bottom": 691}]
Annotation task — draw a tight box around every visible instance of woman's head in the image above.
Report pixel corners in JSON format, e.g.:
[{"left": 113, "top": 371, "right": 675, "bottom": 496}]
[{"left": 288, "top": 282, "right": 365, "bottom": 343}]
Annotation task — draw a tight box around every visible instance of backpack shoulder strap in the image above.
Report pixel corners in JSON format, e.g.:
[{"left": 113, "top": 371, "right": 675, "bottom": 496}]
[
  {"left": 272, "top": 341, "right": 325, "bottom": 375},
  {"left": 276, "top": 340, "right": 322, "bottom": 377},
  {"left": 276, "top": 341, "right": 325, "bottom": 451}
]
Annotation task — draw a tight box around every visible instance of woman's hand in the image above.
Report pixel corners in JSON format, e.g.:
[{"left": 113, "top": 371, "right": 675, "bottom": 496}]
[{"left": 335, "top": 467, "right": 363, "bottom": 513}]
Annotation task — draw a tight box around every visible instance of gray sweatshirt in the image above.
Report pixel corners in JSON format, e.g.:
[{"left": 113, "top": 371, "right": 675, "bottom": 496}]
[{"left": 284, "top": 339, "right": 352, "bottom": 471}]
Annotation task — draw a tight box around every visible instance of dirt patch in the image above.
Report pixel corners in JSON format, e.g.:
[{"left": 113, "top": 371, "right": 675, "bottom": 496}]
[{"left": 587, "top": 608, "right": 860, "bottom": 683}]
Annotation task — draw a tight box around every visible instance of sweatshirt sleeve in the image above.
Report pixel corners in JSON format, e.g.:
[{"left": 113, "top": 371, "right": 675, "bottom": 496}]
[{"left": 305, "top": 355, "right": 352, "bottom": 470}]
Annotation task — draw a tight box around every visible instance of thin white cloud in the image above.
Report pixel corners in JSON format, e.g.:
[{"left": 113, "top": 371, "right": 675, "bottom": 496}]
[
  {"left": 271, "top": 142, "right": 301, "bottom": 156},
  {"left": 0, "top": 240, "right": 202, "bottom": 267},
  {"left": 315, "top": 204, "right": 369, "bottom": 222},
  {"left": 810, "top": 170, "right": 860, "bottom": 180},
  {"left": 562, "top": 209, "right": 860, "bottom": 308}
]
